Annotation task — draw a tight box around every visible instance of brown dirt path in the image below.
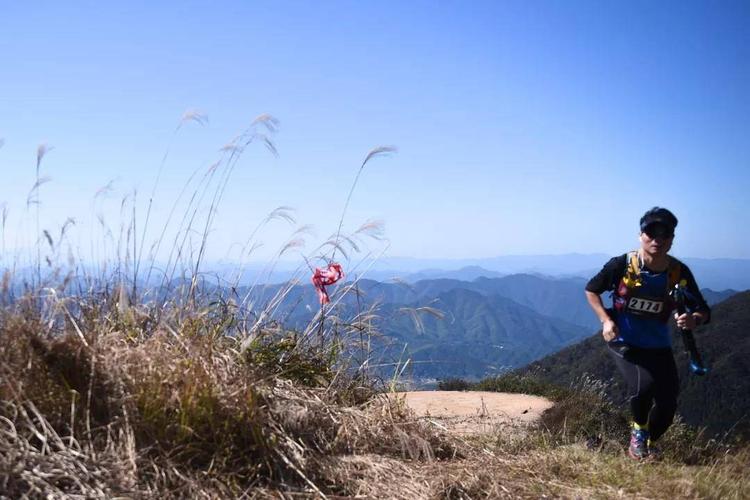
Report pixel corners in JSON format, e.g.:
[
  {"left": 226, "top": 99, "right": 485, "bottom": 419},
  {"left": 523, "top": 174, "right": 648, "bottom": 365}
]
[{"left": 392, "top": 391, "right": 553, "bottom": 435}]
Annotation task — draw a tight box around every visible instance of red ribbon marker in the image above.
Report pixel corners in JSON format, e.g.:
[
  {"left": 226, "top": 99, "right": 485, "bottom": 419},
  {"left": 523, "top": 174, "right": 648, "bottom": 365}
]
[{"left": 311, "top": 263, "right": 344, "bottom": 304}]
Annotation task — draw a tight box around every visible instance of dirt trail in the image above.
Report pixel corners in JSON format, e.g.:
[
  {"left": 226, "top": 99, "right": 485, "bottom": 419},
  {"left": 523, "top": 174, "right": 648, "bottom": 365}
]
[{"left": 393, "top": 391, "right": 553, "bottom": 435}]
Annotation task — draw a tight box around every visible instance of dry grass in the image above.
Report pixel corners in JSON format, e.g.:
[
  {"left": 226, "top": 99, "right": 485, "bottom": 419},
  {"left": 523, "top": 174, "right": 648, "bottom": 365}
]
[
  {"left": 2, "top": 286, "right": 749, "bottom": 498},
  {"left": 0, "top": 289, "right": 464, "bottom": 498},
  {"left": 0, "top": 119, "right": 428, "bottom": 497},
  {"left": 415, "top": 444, "right": 750, "bottom": 499}
]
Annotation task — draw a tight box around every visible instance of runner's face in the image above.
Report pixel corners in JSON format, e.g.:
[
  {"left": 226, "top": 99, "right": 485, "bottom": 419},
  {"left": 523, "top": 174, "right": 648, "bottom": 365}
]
[{"left": 640, "top": 230, "right": 673, "bottom": 257}]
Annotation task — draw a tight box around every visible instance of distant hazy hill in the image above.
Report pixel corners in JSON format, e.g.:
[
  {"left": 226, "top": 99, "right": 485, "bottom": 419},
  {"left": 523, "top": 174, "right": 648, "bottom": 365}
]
[
  {"left": 236, "top": 277, "right": 593, "bottom": 380},
  {"left": 197, "top": 254, "right": 750, "bottom": 291},
  {"left": 369, "top": 253, "right": 611, "bottom": 278},
  {"left": 520, "top": 291, "right": 750, "bottom": 439},
  {"left": 471, "top": 275, "right": 596, "bottom": 330},
  {"left": 377, "top": 288, "right": 589, "bottom": 380},
  {"left": 681, "top": 258, "right": 750, "bottom": 291},
  {"left": 230, "top": 275, "right": 741, "bottom": 384},
  {"left": 284, "top": 276, "right": 734, "bottom": 333},
  {"left": 399, "top": 266, "right": 505, "bottom": 282},
  {"left": 362, "top": 255, "right": 750, "bottom": 290},
  {"left": 701, "top": 288, "right": 740, "bottom": 306},
  {"left": 348, "top": 274, "right": 599, "bottom": 331},
  {"left": 241, "top": 274, "right": 598, "bottom": 329}
]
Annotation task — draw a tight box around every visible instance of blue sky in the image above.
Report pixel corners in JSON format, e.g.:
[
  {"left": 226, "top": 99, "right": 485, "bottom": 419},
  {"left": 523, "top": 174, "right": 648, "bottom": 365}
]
[{"left": 1, "top": 1, "right": 748, "bottom": 267}]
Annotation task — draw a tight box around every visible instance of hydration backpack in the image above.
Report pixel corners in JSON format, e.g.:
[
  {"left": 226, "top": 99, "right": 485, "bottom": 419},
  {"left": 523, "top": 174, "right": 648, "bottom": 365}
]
[{"left": 613, "top": 250, "right": 682, "bottom": 320}]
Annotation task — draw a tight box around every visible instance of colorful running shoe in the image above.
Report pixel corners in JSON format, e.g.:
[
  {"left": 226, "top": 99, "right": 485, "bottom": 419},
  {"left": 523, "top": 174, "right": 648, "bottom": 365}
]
[{"left": 628, "top": 428, "right": 650, "bottom": 460}]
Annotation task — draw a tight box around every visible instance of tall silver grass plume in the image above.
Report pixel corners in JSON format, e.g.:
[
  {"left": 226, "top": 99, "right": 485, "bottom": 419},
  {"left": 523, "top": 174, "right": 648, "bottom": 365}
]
[
  {"left": 259, "top": 136, "right": 278, "bottom": 157},
  {"left": 332, "top": 146, "right": 396, "bottom": 262},
  {"left": 397, "top": 306, "right": 445, "bottom": 335},
  {"left": 245, "top": 240, "right": 264, "bottom": 256},
  {"left": 355, "top": 220, "right": 385, "bottom": 240},
  {"left": 178, "top": 109, "right": 209, "bottom": 130},
  {"left": 26, "top": 176, "right": 51, "bottom": 207},
  {"left": 264, "top": 206, "right": 296, "bottom": 225},
  {"left": 339, "top": 234, "right": 360, "bottom": 253},
  {"left": 390, "top": 277, "right": 417, "bottom": 293},
  {"left": 279, "top": 238, "right": 305, "bottom": 257},
  {"left": 413, "top": 306, "right": 445, "bottom": 320},
  {"left": 29, "top": 176, "right": 52, "bottom": 193},
  {"left": 120, "top": 192, "right": 131, "bottom": 212},
  {"left": 95, "top": 180, "right": 116, "bottom": 200},
  {"left": 321, "top": 239, "right": 349, "bottom": 261},
  {"left": 251, "top": 113, "right": 280, "bottom": 133},
  {"left": 248, "top": 114, "right": 280, "bottom": 157},
  {"left": 362, "top": 145, "right": 397, "bottom": 166},
  {"left": 59, "top": 218, "right": 76, "bottom": 241},
  {"left": 43, "top": 230, "right": 54, "bottom": 250},
  {"left": 206, "top": 160, "right": 221, "bottom": 174},
  {"left": 220, "top": 136, "right": 242, "bottom": 154},
  {"left": 36, "top": 143, "right": 53, "bottom": 171},
  {"left": 293, "top": 224, "right": 315, "bottom": 236}
]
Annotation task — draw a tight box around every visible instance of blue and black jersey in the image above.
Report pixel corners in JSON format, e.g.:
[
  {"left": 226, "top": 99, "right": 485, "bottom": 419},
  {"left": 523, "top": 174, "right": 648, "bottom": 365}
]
[{"left": 586, "top": 254, "right": 710, "bottom": 349}]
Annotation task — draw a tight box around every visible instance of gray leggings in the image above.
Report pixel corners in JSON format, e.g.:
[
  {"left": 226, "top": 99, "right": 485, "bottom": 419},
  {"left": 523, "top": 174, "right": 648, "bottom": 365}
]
[{"left": 607, "top": 343, "right": 680, "bottom": 442}]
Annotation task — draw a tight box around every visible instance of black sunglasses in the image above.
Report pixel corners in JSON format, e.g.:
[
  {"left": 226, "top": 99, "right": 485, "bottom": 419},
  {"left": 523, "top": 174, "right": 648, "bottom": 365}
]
[{"left": 644, "top": 224, "right": 674, "bottom": 239}]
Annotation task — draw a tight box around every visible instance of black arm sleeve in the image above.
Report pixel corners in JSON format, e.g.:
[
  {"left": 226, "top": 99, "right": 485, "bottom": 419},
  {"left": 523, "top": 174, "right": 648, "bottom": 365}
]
[
  {"left": 680, "top": 263, "right": 711, "bottom": 324},
  {"left": 585, "top": 255, "right": 626, "bottom": 295}
]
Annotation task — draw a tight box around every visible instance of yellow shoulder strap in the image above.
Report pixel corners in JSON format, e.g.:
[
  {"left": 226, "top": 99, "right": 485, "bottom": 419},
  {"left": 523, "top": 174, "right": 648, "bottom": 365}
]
[
  {"left": 629, "top": 251, "right": 640, "bottom": 273},
  {"left": 623, "top": 250, "right": 642, "bottom": 288}
]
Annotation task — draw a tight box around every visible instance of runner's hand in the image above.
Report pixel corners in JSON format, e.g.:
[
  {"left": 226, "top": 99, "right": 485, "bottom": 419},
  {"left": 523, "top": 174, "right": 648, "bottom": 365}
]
[
  {"left": 601, "top": 319, "right": 619, "bottom": 342},
  {"left": 674, "top": 312, "right": 697, "bottom": 330}
]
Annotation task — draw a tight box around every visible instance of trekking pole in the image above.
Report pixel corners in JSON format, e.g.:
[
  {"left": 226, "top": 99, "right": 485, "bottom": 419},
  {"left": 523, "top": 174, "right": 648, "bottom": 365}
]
[{"left": 670, "top": 282, "right": 708, "bottom": 376}]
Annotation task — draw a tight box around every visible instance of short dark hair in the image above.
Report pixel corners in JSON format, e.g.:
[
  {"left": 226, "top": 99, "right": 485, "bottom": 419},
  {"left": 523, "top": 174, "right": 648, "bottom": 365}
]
[{"left": 640, "top": 207, "right": 678, "bottom": 233}]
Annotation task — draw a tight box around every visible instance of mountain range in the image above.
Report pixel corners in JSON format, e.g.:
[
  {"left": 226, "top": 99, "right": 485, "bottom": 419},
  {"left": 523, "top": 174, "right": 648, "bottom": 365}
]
[
  {"left": 233, "top": 271, "right": 740, "bottom": 383},
  {"left": 375, "top": 288, "right": 590, "bottom": 379},
  {"left": 205, "top": 253, "right": 750, "bottom": 290}
]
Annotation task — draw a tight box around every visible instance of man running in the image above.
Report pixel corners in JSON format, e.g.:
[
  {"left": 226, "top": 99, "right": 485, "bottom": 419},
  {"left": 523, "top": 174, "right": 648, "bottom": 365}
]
[{"left": 584, "top": 207, "right": 710, "bottom": 460}]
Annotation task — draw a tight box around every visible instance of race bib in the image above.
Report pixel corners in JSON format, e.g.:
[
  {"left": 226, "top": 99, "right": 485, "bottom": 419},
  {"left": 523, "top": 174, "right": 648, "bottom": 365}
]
[{"left": 627, "top": 297, "right": 664, "bottom": 314}]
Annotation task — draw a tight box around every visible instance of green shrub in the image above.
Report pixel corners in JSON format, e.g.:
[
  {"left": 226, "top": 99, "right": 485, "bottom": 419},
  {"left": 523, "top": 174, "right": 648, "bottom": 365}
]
[
  {"left": 473, "top": 371, "right": 569, "bottom": 400},
  {"left": 536, "top": 375, "right": 629, "bottom": 450},
  {"left": 437, "top": 378, "right": 472, "bottom": 391}
]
